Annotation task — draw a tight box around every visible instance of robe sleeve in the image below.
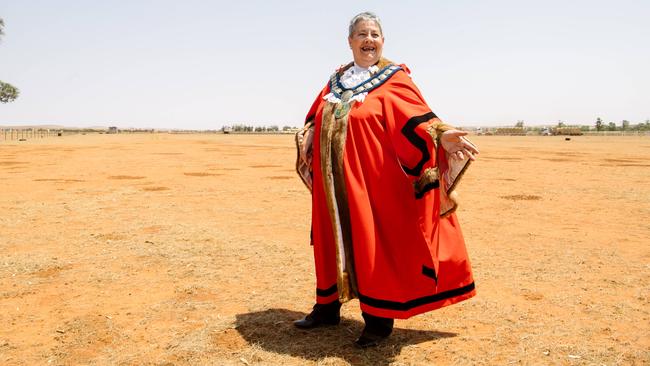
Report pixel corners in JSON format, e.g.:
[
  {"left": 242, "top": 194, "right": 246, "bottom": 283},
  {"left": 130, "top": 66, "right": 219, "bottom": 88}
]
[
  {"left": 296, "top": 83, "right": 330, "bottom": 192},
  {"left": 382, "top": 70, "right": 454, "bottom": 198}
]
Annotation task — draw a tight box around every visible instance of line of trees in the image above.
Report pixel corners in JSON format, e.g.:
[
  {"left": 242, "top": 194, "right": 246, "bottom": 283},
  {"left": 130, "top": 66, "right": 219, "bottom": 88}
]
[
  {"left": 596, "top": 118, "right": 650, "bottom": 132},
  {"left": 0, "top": 18, "right": 20, "bottom": 103},
  {"left": 514, "top": 119, "right": 650, "bottom": 132}
]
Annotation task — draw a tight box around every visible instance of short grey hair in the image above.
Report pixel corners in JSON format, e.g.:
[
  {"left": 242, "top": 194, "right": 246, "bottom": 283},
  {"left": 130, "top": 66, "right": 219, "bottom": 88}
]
[{"left": 348, "top": 12, "right": 383, "bottom": 37}]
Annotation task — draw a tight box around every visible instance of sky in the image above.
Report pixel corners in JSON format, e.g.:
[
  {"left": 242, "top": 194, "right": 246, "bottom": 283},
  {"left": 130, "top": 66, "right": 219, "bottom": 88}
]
[{"left": 1, "top": 0, "right": 649, "bottom": 129}]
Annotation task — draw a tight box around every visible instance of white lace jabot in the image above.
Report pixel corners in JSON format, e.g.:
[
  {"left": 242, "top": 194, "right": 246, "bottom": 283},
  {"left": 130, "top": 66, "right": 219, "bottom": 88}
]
[{"left": 324, "top": 64, "right": 380, "bottom": 104}]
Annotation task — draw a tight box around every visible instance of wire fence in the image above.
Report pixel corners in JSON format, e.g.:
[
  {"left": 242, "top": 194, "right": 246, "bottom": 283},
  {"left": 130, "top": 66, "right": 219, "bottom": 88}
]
[
  {"left": 0, "top": 128, "right": 77, "bottom": 141},
  {"left": 0, "top": 128, "right": 146, "bottom": 141},
  {"left": 4, "top": 127, "right": 647, "bottom": 141}
]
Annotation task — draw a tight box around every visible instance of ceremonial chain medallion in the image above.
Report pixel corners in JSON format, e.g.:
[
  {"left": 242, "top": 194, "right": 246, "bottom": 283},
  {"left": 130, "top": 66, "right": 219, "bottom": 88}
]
[
  {"left": 329, "top": 64, "right": 402, "bottom": 120},
  {"left": 335, "top": 90, "right": 354, "bottom": 119}
]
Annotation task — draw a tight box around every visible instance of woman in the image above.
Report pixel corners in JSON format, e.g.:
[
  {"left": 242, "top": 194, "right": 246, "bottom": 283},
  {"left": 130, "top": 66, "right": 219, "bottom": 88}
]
[{"left": 295, "top": 11, "right": 479, "bottom": 348}]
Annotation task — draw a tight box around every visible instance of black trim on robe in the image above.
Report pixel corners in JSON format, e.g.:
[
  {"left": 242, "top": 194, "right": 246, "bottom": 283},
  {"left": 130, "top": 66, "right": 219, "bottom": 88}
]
[
  {"left": 316, "top": 284, "right": 338, "bottom": 297},
  {"left": 400, "top": 111, "right": 437, "bottom": 176},
  {"left": 359, "top": 282, "right": 475, "bottom": 311},
  {"left": 421, "top": 265, "right": 438, "bottom": 283}
]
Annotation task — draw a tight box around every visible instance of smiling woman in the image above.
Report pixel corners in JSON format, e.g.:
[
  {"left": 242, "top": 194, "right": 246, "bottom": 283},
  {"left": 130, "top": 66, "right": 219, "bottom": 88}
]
[
  {"left": 347, "top": 15, "right": 384, "bottom": 68},
  {"left": 293, "top": 11, "right": 479, "bottom": 348}
]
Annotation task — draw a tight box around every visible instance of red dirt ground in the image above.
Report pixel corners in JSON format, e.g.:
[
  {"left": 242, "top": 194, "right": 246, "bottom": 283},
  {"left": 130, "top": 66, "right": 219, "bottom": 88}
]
[{"left": 1, "top": 133, "right": 648, "bottom": 365}]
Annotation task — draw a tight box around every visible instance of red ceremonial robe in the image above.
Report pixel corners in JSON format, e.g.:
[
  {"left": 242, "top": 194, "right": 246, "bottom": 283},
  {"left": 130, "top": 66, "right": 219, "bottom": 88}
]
[{"left": 304, "top": 60, "right": 475, "bottom": 319}]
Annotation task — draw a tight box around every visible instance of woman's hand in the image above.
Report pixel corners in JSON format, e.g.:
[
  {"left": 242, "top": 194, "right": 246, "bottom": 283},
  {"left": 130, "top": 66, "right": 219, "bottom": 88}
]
[{"left": 441, "top": 130, "right": 479, "bottom": 161}]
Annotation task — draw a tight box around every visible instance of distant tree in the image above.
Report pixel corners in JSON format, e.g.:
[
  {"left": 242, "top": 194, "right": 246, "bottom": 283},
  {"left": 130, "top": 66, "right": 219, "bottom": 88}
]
[
  {"left": 595, "top": 117, "right": 603, "bottom": 132},
  {"left": 0, "top": 81, "right": 19, "bottom": 103},
  {"left": 621, "top": 120, "right": 630, "bottom": 131},
  {"left": 515, "top": 120, "right": 524, "bottom": 128},
  {"left": 634, "top": 120, "right": 650, "bottom": 131},
  {"left": 557, "top": 120, "right": 566, "bottom": 128},
  {"left": 607, "top": 122, "right": 617, "bottom": 131},
  {"left": 0, "top": 18, "right": 20, "bottom": 103}
]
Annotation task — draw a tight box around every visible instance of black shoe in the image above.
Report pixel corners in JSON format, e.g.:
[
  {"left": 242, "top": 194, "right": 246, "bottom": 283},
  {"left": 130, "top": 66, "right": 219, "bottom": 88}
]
[
  {"left": 355, "top": 331, "right": 389, "bottom": 348},
  {"left": 293, "top": 300, "right": 342, "bottom": 329},
  {"left": 354, "top": 312, "right": 394, "bottom": 348}
]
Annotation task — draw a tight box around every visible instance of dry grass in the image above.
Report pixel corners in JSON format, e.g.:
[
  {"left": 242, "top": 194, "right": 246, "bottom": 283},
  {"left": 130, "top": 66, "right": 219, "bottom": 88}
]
[
  {"left": 183, "top": 172, "right": 223, "bottom": 177},
  {"left": 0, "top": 134, "right": 648, "bottom": 365}
]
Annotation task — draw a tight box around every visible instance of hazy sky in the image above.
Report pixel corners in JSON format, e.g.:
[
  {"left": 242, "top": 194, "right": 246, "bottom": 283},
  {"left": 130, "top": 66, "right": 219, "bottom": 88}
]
[{"left": 1, "top": 0, "right": 648, "bottom": 129}]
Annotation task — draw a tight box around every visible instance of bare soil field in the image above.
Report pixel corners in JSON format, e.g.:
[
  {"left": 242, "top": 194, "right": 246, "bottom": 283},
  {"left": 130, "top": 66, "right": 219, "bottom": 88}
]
[{"left": 1, "top": 133, "right": 648, "bottom": 365}]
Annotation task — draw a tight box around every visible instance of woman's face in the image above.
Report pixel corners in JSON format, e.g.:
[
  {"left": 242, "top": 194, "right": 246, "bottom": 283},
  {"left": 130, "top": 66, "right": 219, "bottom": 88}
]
[{"left": 348, "top": 20, "right": 384, "bottom": 68}]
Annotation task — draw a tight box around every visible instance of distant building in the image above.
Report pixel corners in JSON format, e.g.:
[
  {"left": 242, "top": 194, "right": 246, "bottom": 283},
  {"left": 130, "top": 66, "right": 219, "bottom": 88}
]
[{"left": 107, "top": 126, "right": 118, "bottom": 134}]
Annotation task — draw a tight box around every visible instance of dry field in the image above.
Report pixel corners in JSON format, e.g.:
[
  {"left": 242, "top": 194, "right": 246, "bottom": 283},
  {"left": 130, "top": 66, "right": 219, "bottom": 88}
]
[{"left": 1, "top": 133, "right": 648, "bottom": 365}]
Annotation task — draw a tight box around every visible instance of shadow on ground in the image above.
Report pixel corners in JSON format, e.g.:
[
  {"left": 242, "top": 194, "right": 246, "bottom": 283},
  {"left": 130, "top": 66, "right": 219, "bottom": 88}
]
[{"left": 235, "top": 308, "right": 456, "bottom": 365}]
